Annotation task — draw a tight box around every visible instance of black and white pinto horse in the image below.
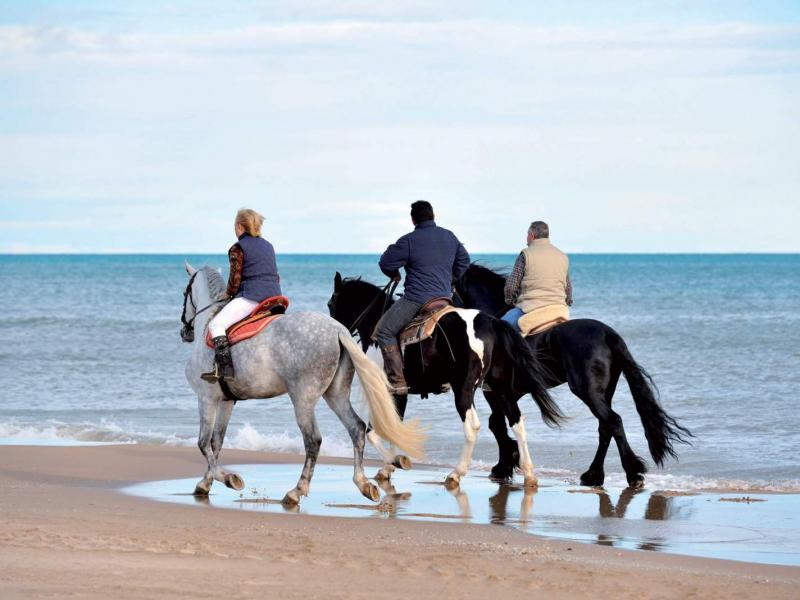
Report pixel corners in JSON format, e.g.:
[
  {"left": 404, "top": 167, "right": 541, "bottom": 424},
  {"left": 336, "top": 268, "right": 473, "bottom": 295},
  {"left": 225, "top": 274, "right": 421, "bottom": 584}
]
[
  {"left": 454, "top": 264, "right": 692, "bottom": 488},
  {"left": 328, "top": 272, "right": 564, "bottom": 488}
]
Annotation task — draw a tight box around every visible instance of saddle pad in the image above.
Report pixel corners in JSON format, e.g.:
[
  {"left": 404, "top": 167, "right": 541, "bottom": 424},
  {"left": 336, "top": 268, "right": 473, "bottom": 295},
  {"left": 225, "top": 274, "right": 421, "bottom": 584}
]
[
  {"left": 399, "top": 305, "right": 458, "bottom": 350},
  {"left": 518, "top": 304, "right": 570, "bottom": 337},
  {"left": 206, "top": 314, "right": 283, "bottom": 348}
]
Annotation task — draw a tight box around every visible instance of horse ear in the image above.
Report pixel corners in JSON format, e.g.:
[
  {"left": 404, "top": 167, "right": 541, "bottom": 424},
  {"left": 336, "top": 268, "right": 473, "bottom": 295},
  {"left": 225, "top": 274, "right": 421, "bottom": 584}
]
[
  {"left": 184, "top": 260, "right": 197, "bottom": 276},
  {"left": 334, "top": 271, "right": 342, "bottom": 290}
]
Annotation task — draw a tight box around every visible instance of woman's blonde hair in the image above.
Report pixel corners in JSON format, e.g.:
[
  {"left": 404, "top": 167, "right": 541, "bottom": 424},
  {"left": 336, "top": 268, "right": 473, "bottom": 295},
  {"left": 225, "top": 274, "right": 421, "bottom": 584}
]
[{"left": 235, "top": 208, "right": 264, "bottom": 237}]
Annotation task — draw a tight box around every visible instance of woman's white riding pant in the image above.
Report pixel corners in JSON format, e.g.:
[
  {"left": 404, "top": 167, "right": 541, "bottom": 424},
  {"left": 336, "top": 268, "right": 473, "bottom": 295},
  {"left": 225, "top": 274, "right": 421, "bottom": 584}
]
[{"left": 208, "top": 297, "right": 259, "bottom": 338}]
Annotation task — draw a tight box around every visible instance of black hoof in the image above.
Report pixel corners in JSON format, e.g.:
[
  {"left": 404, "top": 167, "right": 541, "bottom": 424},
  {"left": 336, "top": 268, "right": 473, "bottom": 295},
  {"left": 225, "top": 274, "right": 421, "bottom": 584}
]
[
  {"left": 580, "top": 469, "right": 605, "bottom": 487},
  {"left": 627, "top": 475, "right": 645, "bottom": 489},
  {"left": 490, "top": 464, "right": 515, "bottom": 482}
]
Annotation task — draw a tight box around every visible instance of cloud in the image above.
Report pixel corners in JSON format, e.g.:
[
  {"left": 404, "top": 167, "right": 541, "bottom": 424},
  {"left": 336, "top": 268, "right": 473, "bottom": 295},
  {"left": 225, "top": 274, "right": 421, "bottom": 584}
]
[{"left": 0, "top": 13, "right": 798, "bottom": 252}]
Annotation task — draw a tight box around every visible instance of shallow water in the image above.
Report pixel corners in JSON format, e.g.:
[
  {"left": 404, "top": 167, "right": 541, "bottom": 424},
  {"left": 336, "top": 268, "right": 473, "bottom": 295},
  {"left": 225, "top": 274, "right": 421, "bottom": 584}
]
[
  {"left": 123, "top": 463, "right": 800, "bottom": 567},
  {"left": 3, "top": 253, "right": 800, "bottom": 492}
]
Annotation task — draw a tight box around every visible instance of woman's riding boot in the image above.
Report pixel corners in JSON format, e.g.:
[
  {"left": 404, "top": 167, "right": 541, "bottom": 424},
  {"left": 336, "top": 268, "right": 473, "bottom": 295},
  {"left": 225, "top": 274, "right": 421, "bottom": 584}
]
[
  {"left": 201, "top": 336, "right": 235, "bottom": 383},
  {"left": 380, "top": 344, "right": 408, "bottom": 394}
]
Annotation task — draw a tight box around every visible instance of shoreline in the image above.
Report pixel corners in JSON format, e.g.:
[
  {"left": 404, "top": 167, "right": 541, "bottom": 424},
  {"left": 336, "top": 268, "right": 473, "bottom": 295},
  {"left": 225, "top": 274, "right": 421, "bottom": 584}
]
[{"left": 1, "top": 444, "right": 798, "bottom": 599}]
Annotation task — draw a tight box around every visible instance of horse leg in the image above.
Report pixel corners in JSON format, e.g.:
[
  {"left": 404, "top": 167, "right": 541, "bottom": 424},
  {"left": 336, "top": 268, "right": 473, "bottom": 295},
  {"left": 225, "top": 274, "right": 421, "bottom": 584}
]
[
  {"left": 580, "top": 366, "right": 621, "bottom": 487},
  {"left": 582, "top": 396, "right": 647, "bottom": 488},
  {"left": 323, "top": 364, "right": 380, "bottom": 503},
  {"left": 210, "top": 398, "right": 244, "bottom": 491},
  {"left": 484, "top": 390, "right": 519, "bottom": 481},
  {"left": 283, "top": 396, "right": 322, "bottom": 506},
  {"left": 445, "top": 387, "right": 481, "bottom": 489},
  {"left": 194, "top": 394, "right": 220, "bottom": 495},
  {"left": 503, "top": 401, "right": 538, "bottom": 488},
  {"left": 369, "top": 392, "right": 412, "bottom": 481}
]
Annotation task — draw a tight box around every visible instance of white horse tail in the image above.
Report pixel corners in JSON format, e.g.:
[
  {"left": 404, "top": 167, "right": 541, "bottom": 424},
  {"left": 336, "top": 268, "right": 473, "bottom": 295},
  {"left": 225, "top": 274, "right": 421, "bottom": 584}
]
[{"left": 337, "top": 332, "right": 426, "bottom": 459}]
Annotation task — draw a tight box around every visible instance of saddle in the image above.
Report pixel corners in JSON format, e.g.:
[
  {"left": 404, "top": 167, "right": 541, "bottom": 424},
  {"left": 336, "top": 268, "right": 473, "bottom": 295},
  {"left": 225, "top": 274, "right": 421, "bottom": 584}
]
[
  {"left": 518, "top": 304, "right": 570, "bottom": 337},
  {"left": 398, "top": 297, "right": 457, "bottom": 350},
  {"left": 205, "top": 295, "right": 290, "bottom": 348}
]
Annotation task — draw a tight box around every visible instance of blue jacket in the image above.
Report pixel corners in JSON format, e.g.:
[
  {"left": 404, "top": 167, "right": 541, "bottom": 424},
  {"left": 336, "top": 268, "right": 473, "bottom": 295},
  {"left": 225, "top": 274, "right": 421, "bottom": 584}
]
[
  {"left": 379, "top": 220, "right": 470, "bottom": 304},
  {"left": 235, "top": 234, "right": 282, "bottom": 301}
]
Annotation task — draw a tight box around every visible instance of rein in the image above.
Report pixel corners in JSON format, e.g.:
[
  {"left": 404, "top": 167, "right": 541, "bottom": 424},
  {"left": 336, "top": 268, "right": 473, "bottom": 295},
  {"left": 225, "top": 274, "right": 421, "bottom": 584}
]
[
  {"left": 343, "top": 279, "right": 398, "bottom": 336},
  {"left": 182, "top": 272, "right": 227, "bottom": 332}
]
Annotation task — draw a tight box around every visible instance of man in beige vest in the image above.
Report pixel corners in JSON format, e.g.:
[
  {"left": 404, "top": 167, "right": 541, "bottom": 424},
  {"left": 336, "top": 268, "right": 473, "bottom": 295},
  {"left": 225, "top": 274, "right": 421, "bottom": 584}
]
[{"left": 501, "top": 221, "right": 573, "bottom": 334}]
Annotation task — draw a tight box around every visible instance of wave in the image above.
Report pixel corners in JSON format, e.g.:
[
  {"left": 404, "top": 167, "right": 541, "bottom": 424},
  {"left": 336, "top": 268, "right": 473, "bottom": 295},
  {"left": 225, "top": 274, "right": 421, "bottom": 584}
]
[
  {"left": 226, "top": 422, "right": 355, "bottom": 457},
  {"left": 3, "top": 420, "right": 800, "bottom": 493},
  {"left": 467, "top": 459, "right": 800, "bottom": 493},
  {"left": 0, "top": 419, "right": 355, "bottom": 458}
]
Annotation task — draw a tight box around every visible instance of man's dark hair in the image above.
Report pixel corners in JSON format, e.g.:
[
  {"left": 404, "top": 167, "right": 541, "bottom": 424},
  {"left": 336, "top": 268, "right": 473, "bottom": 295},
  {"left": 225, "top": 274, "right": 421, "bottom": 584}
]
[
  {"left": 529, "top": 221, "right": 549, "bottom": 238},
  {"left": 410, "top": 200, "right": 434, "bottom": 224}
]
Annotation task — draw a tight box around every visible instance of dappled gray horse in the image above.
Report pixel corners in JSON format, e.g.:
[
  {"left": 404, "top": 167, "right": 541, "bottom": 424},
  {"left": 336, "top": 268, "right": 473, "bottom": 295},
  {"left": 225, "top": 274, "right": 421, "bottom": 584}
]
[{"left": 180, "top": 263, "right": 425, "bottom": 505}]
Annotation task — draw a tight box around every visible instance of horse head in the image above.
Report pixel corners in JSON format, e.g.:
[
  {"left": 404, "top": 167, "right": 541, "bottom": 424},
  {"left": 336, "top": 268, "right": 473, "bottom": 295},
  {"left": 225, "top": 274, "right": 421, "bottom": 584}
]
[
  {"left": 180, "top": 263, "right": 226, "bottom": 343},
  {"left": 328, "top": 273, "right": 393, "bottom": 343}
]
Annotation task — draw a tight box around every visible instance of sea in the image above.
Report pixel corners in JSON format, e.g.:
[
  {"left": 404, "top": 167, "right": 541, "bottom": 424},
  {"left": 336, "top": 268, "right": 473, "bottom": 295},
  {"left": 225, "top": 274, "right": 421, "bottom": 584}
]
[{"left": 2, "top": 254, "right": 798, "bottom": 492}]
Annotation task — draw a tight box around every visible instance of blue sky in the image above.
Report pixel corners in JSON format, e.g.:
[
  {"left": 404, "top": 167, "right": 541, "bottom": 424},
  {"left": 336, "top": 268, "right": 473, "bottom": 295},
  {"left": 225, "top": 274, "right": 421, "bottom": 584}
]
[{"left": 1, "top": 1, "right": 798, "bottom": 253}]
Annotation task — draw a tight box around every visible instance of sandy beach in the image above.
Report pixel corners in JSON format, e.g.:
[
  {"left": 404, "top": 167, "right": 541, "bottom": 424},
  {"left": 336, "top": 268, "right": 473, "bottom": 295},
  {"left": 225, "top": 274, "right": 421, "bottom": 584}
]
[{"left": 1, "top": 444, "right": 798, "bottom": 599}]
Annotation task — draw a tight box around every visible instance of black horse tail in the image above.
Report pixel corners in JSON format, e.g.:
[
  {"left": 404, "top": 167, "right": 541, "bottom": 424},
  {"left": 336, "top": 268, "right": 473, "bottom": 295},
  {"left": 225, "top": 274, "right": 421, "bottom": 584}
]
[
  {"left": 492, "top": 319, "right": 565, "bottom": 428},
  {"left": 607, "top": 331, "right": 693, "bottom": 466}
]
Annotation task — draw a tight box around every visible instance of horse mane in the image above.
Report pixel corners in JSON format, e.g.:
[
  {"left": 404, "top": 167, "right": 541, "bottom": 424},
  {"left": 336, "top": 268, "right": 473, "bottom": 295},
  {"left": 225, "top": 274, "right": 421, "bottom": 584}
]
[
  {"left": 343, "top": 277, "right": 381, "bottom": 293},
  {"left": 467, "top": 262, "right": 508, "bottom": 286},
  {"left": 202, "top": 266, "right": 227, "bottom": 301}
]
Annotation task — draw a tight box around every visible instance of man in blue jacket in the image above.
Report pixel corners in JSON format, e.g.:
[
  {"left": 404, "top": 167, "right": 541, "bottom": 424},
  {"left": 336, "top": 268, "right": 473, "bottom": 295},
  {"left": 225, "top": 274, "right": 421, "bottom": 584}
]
[{"left": 375, "top": 200, "right": 471, "bottom": 393}]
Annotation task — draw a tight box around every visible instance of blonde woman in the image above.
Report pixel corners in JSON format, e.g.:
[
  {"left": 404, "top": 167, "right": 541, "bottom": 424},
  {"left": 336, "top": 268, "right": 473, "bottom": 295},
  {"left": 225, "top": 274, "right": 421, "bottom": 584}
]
[{"left": 202, "top": 208, "right": 282, "bottom": 383}]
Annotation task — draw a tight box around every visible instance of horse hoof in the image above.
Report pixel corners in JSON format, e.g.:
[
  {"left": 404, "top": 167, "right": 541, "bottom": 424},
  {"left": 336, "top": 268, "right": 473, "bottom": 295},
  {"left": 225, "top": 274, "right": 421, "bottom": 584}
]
[
  {"left": 490, "top": 465, "right": 514, "bottom": 482},
  {"left": 360, "top": 483, "right": 381, "bottom": 503},
  {"left": 374, "top": 466, "right": 394, "bottom": 481},
  {"left": 523, "top": 476, "right": 539, "bottom": 489},
  {"left": 224, "top": 473, "right": 245, "bottom": 491},
  {"left": 392, "top": 455, "right": 412, "bottom": 470},
  {"left": 444, "top": 475, "right": 460, "bottom": 490},
  {"left": 281, "top": 490, "right": 300, "bottom": 506},
  {"left": 193, "top": 485, "right": 210, "bottom": 496},
  {"left": 580, "top": 470, "right": 605, "bottom": 487},
  {"left": 627, "top": 476, "right": 645, "bottom": 489}
]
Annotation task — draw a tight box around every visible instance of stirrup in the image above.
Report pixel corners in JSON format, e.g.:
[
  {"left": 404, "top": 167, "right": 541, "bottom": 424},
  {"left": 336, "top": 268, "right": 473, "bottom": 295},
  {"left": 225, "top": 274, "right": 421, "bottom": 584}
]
[{"left": 200, "top": 364, "right": 220, "bottom": 383}]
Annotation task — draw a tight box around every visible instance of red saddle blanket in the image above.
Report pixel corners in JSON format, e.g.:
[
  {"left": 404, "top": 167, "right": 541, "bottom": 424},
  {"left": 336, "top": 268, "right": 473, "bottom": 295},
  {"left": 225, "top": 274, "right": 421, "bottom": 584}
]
[{"left": 205, "top": 296, "right": 290, "bottom": 348}]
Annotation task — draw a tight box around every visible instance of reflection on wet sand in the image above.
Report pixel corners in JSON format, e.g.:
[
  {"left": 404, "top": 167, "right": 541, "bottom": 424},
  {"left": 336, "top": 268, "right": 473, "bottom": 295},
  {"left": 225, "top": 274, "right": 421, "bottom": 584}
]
[
  {"left": 488, "top": 483, "right": 535, "bottom": 525},
  {"left": 126, "top": 464, "right": 800, "bottom": 567}
]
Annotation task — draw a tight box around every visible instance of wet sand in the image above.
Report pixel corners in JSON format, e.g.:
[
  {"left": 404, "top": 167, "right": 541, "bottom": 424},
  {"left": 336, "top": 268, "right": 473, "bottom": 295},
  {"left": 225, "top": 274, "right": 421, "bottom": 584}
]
[{"left": 1, "top": 444, "right": 799, "bottom": 599}]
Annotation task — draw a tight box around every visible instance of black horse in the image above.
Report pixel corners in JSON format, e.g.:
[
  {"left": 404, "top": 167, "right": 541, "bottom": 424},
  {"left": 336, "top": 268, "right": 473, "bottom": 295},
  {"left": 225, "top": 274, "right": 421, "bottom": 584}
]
[
  {"left": 454, "top": 263, "right": 692, "bottom": 488},
  {"left": 328, "top": 272, "right": 564, "bottom": 488}
]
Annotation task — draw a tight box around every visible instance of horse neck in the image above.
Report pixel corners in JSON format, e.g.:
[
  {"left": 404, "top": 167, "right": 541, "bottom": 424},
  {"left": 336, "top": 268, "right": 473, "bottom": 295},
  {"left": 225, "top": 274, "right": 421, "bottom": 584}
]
[
  {"left": 470, "top": 276, "right": 507, "bottom": 315},
  {"left": 353, "top": 286, "right": 392, "bottom": 345},
  {"left": 192, "top": 272, "right": 216, "bottom": 342}
]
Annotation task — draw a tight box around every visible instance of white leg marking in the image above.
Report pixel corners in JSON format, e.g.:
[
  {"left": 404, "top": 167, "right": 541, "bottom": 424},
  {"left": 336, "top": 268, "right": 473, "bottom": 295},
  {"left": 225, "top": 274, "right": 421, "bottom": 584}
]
[
  {"left": 454, "top": 309, "right": 485, "bottom": 370},
  {"left": 367, "top": 430, "right": 395, "bottom": 463},
  {"left": 451, "top": 406, "right": 481, "bottom": 480},
  {"left": 512, "top": 416, "right": 538, "bottom": 487}
]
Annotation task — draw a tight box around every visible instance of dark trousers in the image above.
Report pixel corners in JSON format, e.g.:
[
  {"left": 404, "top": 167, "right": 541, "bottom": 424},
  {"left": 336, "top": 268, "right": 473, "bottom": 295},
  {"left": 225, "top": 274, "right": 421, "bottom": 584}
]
[{"left": 374, "top": 297, "right": 422, "bottom": 347}]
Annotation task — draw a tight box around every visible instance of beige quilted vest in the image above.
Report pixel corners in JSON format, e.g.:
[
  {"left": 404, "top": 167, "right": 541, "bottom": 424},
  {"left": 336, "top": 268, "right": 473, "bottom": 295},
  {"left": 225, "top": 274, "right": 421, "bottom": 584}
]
[{"left": 516, "top": 239, "right": 569, "bottom": 313}]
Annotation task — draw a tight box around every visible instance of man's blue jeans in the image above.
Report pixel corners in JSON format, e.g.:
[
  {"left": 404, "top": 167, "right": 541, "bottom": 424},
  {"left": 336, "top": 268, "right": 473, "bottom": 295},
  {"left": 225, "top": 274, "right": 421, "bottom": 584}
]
[{"left": 501, "top": 307, "right": 524, "bottom": 328}]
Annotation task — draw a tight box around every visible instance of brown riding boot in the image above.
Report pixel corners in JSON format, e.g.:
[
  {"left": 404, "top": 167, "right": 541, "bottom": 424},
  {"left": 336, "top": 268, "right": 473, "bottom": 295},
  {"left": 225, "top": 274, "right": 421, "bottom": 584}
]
[{"left": 380, "top": 344, "right": 409, "bottom": 395}]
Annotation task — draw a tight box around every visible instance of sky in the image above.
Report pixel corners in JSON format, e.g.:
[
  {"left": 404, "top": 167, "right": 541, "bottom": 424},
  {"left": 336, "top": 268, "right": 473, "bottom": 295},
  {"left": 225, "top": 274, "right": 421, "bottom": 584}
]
[{"left": 1, "top": 1, "right": 798, "bottom": 253}]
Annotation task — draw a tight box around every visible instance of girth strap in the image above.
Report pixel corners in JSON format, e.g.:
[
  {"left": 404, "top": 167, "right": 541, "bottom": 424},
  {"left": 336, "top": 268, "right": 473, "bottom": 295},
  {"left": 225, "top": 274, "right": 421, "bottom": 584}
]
[{"left": 219, "top": 379, "right": 241, "bottom": 401}]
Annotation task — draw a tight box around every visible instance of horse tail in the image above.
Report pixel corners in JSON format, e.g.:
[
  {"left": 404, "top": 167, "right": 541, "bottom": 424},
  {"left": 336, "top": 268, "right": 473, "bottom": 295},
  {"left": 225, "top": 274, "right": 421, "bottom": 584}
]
[
  {"left": 337, "top": 332, "right": 426, "bottom": 459},
  {"left": 491, "top": 319, "right": 565, "bottom": 428},
  {"left": 607, "top": 331, "right": 693, "bottom": 466}
]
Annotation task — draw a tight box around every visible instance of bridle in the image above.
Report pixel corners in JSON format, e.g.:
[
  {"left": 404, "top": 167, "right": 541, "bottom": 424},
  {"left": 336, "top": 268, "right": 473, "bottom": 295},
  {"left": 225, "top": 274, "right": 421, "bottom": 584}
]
[
  {"left": 329, "top": 279, "right": 398, "bottom": 336},
  {"left": 181, "top": 272, "right": 226, "bottom": 341}
]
